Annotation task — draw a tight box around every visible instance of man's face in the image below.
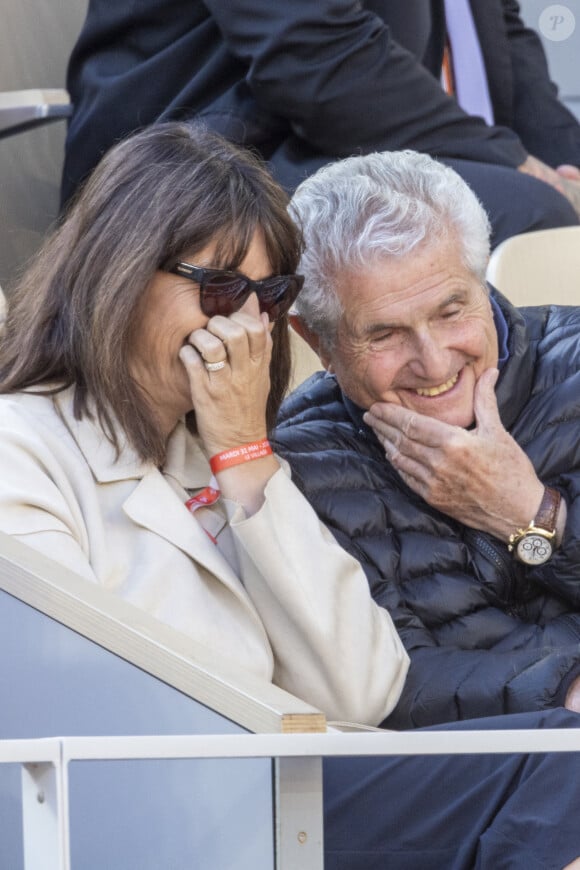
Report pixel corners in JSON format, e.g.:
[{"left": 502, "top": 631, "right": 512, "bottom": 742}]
[{"left": 326, "top": 239, "right": 499, "bottom": 428}]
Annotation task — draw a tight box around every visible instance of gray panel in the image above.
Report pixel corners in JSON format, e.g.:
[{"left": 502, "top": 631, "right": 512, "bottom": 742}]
[
  {"left": 68, "top": 759, "right": 274, "bottom": 870},
  {"left": 519, "top": 0, "right": 580, "bottom": 101},
  {"left": 0, "top": 590, "right": 274, "bottom": 869},
  {"left": 0, "top": 0, "right": 87, "bottom": 289}
]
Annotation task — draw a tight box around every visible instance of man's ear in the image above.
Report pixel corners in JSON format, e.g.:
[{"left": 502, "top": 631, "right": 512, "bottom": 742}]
[{"left": 289, "top": 313, "right": 333, "bottom": 371}]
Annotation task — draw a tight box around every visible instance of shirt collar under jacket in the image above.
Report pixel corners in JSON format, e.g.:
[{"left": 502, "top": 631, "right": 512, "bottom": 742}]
[{"left": 490, "top": 293, "right": 509, "bottom": 369}]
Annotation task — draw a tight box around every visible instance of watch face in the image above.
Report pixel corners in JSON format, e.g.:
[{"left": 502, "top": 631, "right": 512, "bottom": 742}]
[{"left": 516, "top": 533, "right": 554, "bottom": 565}]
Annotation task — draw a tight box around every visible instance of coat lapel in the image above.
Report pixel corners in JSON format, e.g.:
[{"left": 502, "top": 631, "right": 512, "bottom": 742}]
[
  {"left": 54, "top": 391, "right": 255, "bottom": 608},
  {"left": 121, "top": 469, "right": 251, "bottom": 603},
  {"left": 469, "top": 0, "right": 514, "bottom": 126}
]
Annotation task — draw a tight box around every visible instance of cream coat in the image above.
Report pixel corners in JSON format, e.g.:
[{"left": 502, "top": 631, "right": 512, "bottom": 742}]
[{"left": 0, "top": 387, "right": 408, "bottom": 724}]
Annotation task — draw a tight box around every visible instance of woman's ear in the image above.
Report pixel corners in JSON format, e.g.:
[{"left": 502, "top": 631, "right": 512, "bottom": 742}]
[{"left": 288, "top": 313, "right": 333, "bottom": 371}]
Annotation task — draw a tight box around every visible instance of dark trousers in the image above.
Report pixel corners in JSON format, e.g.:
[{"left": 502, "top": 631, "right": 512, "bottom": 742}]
[
  {"left": 269, "top": 144, "right": 579, "bottom": 251},
  {"left": 323, "top": 708, "right": 580, "bottom": 870},
  {"left": 442, "top": 158, "right": 579, "bottom": 249}
]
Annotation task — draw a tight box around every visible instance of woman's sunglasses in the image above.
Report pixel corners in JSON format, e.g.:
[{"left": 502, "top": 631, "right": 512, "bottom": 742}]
[{"left": 169, "top": 262, "right": 305, "bottom": 321}]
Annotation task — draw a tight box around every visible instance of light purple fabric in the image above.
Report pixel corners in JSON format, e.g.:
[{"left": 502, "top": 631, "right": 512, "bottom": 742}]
[{"left": 443, "top": 0, "right": 495, "bottom": 125}]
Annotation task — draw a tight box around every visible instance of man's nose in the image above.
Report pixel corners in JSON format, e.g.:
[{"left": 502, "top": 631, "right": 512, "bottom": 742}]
[{"left": 408, "top": 330, "right": 452, "bottom": 383}]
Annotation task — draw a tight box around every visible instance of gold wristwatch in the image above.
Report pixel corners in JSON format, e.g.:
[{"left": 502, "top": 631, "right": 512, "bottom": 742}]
[{"left": 508, "top": 486, "right": 561, "bottom": 566}]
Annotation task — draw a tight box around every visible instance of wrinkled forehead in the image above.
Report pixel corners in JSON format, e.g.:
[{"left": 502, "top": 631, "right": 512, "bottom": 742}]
[{"left": 335, "top": 242, "right": 486, "bottom": 330}]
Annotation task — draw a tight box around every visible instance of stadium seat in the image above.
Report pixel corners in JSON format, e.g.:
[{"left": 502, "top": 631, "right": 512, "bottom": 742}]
[{"left": 486, "top": 225, "right": 580, "bottom": 305}]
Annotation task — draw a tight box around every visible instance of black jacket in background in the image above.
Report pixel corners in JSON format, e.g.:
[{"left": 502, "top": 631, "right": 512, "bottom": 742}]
[
  {"left": 273, "top": 292, "right": 580, "bottom": 729},
  {"left": 61, "top": 0, "right": 580, "bottom": 204}
]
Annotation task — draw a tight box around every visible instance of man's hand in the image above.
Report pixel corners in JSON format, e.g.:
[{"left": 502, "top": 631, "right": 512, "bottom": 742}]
[
  {"left": 363, "top": 368, "right": 544, "bottom": 542},
  {"left": 557, "top": 164, "right": 580, "bottom": 182},
  {"left": 518, "top": 155, "right": 580, "bottom": 217},
  {"left": 557, "top": 175, "right": 580, "bottom": 218},
  {"left": 565, "top": 675, "right": 580, "bottom": 713}
]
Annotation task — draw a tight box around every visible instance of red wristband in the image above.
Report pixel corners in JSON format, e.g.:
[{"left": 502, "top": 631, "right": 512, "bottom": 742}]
[{"left": 209, "top": 439, "right": 273, "bottom": 473}]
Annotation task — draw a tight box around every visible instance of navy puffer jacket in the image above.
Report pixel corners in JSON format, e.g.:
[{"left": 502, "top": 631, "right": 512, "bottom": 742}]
[{"left": 273, "top": 292, "right": 580, "bottom": 728}]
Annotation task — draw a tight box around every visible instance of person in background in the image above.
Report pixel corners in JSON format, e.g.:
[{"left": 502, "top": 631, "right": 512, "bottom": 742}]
[
  {"left": 274, "top": 147, "right": 580, "bottom": 730},
  {"left": 61, "top": 0, "right": 580, "bottom": 249},
  {"left": 3, "top": 120, "right": 580, "bottom": 869}
]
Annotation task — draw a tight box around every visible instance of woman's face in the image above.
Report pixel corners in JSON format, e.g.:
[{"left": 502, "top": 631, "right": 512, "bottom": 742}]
[{"left": 129, "top": 232, "right": 273, "bottom": 435}]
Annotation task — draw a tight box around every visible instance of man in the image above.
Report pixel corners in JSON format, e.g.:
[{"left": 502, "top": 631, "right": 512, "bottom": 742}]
[
  {"left": 273, "top": 149, "right": 580, "bottom": 728},
  {"left": 61, "top": 0, "right": 580, "bottom": 247}
]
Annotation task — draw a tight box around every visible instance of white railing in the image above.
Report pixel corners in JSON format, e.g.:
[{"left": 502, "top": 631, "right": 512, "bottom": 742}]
[{"left": 3, "top": 727, "right": 580, "bottom": 870}]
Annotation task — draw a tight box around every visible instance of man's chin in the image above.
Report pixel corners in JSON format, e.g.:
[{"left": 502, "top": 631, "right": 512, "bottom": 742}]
[
  {"left": 405, "top": 401, "right": 475, "bottom": 429},
  {"left": 435, "top": 410, "right": 475, "bottom": 429}
]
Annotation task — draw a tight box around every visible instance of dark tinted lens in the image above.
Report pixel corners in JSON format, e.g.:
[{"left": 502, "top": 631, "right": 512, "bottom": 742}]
[
  {"left": 200, "top": 274, "right": 252, "bottom": 317},
  {"left": 257, "top": 275, "right": 305, "bottom": 321}
]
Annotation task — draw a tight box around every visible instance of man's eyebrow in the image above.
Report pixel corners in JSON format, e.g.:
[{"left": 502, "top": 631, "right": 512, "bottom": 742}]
[
  {"left": 429, "top": 291, "right": 470, "bottom": 316},
  {"left": 361, "top": 291, "right": 469, "bottom": 336},
  {"left": 440, "top": 291, "right": 467, "bottom": 307},
  {"left": 363, "top": 320, "right": 399, "bottom": 338}
]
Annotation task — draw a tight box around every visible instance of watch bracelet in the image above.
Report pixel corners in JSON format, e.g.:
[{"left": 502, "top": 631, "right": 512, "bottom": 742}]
[{"left": 507, "top": 486, "right": 561, "bottom": 553}]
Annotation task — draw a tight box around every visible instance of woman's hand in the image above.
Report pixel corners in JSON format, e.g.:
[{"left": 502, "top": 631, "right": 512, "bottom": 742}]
[
  {"left": 179, "top": 293, "right": 271, "bottom": 456},
  {"left": 363, "top": 368, "right": 545, "bottom": 542},
  {"left": 179, "top": 293, "right": 280, "bottom": 515}
]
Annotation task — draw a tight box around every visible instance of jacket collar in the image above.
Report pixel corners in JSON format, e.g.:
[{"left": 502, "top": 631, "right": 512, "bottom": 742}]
[
  {"left": 53, "top": 386, "right": 210, "bottom": 488},
  {"left": 51, "top": 387, "right": 261, "bottom": 612},
  {"left": 467, "top": 0, "right": 514, "bottom": 127},
  {"left": 490, "top": 287, "right": 536, "bottom": 430}
]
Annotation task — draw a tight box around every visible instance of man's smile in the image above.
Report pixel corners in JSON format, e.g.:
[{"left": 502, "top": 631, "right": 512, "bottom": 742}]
[{"left": 414, "top": 372, "right": 459, "bottom": 397}]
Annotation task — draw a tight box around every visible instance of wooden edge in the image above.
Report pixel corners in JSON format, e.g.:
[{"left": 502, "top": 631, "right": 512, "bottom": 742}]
[
  {"left": 281, "top": 713, "right": 327, "bottom": 734},
  {"left": 0, "top": 531, "right": 326, "bottom": 735}
]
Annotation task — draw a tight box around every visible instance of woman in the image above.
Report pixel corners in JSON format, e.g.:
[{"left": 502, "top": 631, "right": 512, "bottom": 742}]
[
  {"left": 0, "top": 122, "right": 580, "bottom": 870},
  {"left": 0, "top": 121, "right": 406, "bottom": 725}
]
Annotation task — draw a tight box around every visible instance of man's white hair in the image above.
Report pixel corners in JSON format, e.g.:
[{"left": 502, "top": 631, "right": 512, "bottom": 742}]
[{"left": 289, "top": 150, "right": 491, "bottom": 348}]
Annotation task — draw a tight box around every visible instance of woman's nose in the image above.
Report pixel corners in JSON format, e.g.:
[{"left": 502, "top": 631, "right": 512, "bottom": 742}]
[{"left": 239, "top": 291, "right": 261, "bottom": 318}]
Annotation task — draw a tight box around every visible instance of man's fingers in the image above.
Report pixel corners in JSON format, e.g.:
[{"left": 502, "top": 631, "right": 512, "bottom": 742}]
[
  {"left": 557, "top": 164, "right": 580, "bottom": 181},
  {"left": 473, "top": 368, "right": 501, "bottom": 433},
  {"left": 365, "top": 404, "right": 456, "bottom": 449}
]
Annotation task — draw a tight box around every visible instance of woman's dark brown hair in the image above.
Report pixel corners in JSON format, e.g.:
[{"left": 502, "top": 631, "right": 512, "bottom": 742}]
[{"left": 0, "top": 122, "right": 301, "bottom": 464}]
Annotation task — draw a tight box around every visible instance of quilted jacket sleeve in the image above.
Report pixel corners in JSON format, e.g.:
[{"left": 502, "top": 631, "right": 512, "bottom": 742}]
[
  {"left": 271, "top": 444, "right": 580, "bottom": 728},
  {"left": 355, "top": 550, "right": 580, "bottom": 729}
]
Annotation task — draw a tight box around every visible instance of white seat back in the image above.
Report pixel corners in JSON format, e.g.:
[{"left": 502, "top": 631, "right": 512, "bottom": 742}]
[{"left": 486, "top": 225, "right": 580, "bottom": 306}]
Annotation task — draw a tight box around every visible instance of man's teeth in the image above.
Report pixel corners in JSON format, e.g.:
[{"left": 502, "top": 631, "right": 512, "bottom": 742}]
[{"left": 415, "top": 373, "right": 459, "bottom": 397}]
